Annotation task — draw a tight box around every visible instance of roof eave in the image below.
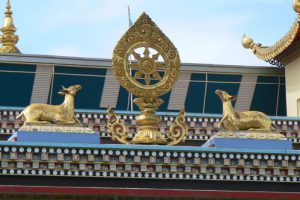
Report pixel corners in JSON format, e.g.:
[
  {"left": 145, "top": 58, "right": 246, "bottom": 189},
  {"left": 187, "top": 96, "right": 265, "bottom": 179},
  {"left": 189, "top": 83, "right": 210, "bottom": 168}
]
[{"left": 242, "top": 18, "right": 300, "bottom": 68}]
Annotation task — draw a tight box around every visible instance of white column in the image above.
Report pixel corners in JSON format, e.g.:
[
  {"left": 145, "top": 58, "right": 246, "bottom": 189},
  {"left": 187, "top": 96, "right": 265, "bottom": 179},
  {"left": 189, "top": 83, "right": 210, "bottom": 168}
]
[
  {"left": 234, "top": 75, "right": 258, "bottom": 112},
  {"left": 100, "top": 69, "right": 120, "bottom": 108},
  {"left": 168, "top": 72, "right": 191, "bottom": 110},
  {"left": 30, "top": 65, "right": 53, "bottom": 104},
  {"left": 285, "top": 57, "right": 300, "bottom": 116}
]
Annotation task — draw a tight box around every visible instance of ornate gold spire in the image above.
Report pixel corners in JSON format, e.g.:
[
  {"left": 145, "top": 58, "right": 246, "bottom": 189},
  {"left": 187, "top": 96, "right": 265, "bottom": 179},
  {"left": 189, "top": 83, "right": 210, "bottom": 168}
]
[{"left": 0, "top": 0, "right": 20, "bottom": 53}]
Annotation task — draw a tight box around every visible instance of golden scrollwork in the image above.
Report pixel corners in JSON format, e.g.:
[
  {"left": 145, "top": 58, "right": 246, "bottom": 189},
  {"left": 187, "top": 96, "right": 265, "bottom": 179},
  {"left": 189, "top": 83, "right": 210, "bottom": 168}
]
[
  {"left": 107, "top": 106, "right": 129, "bottom": 144},
  {"left": 166, "top": 109, "right": 189, "bottom": 145},
  {"left": 107, "top": 107, "right": 188, "bottom": 145},
  {"left": 111, "top": 12, "right": 182, "bottom": 145}
]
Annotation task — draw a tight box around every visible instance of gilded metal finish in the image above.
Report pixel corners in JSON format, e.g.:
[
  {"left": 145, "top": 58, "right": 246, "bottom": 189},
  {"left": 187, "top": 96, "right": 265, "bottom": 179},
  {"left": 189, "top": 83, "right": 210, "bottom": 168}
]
[
  {"left": 242, "top": 1, "right": 300, "bottom": 67},
  {"left": 112, "top": 12, "right": 180, "bottom": 98},
  {"left": 166, "top": 109, "right": 189, "bottom": 145},
  {"left": 0, "top": 0, "right": 20, "bottom": 53},
  {"left": 293, "top": 0, "right": 300, "bottom": 13},
  {"left": 216, "top": 90, "right": 274, "bottom": 131},
  {"left": 16, "top": 85, "right": 82, "bottom": 125},
  {"left": 112, "top": 13, "right": 182, "bottom": 144},
  {"left": 107, "top": 106, "right": 188, "bottom": 145},
  {"left": 107, "top": 106, "right": 129, "bottom": 144},
  {"left": 131, "top": 97, "right": 167, "bottom": 144},
  {"left": 19, "top": 124, "right": 95, "bottom": 134},
  {"left": 214, "top": 130, "right": 285, "bottom": 140},
  {"left": 242, "top": 23, "right": 299, "bottom": 63}
]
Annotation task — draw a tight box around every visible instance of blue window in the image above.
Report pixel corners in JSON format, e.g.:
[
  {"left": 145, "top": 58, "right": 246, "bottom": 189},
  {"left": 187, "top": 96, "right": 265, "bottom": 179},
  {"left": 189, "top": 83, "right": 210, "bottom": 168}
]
[
  {"left": 0, "top": 72, "right": 35, "bottom": 106},
  {"left": 251, "top": 84, "right": 278, "bottom": 116},
  {"left": 185, "top": 82, "right": 205, "bottom": 113},
  {"left": 277, "top": 84, "right": 287, "bottom": 116},
  {"left": 207, "top": 74, "right": 242, "bottom": 82},
  {"left": 0, "top": 63, "right": 36, "bottom": 72}
]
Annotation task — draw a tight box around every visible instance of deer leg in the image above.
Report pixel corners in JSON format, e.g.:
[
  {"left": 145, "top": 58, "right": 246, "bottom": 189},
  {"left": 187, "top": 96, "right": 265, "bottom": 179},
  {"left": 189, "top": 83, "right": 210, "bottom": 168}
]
[
  {"left": 218, "top": 114, "right": 227, "bottom": 128},
  {"left": 73, "top": 116, "right": 82, "bottom": 126}
]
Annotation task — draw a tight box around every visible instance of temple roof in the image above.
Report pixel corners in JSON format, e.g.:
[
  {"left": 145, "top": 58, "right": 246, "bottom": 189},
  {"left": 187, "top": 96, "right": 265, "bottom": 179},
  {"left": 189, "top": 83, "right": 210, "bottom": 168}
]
[{"left": 242, "top": 0, "right": 300, "bottom": 68}]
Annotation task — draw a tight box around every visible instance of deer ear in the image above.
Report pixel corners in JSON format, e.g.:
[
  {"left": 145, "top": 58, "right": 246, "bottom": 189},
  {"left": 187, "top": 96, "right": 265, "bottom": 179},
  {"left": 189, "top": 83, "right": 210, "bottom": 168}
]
[
  {"left": 58, "top": 91, "right": 65, "bottom": 96},
  {"left": 229, "top": 96, "right": 236, "bottom": 101}
]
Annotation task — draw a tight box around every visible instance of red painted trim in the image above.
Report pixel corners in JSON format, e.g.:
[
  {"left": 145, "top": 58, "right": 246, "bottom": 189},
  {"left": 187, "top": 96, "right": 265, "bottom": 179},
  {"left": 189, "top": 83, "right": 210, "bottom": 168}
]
[{"left": 0, "top": 185, "right": 299, "bottom": 199}]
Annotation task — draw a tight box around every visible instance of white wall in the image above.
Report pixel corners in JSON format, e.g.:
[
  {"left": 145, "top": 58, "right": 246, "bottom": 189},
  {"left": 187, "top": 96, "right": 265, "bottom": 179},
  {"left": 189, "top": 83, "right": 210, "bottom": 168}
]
[{"left": 285, "top": 57, "right": 300, "bottom": 117}]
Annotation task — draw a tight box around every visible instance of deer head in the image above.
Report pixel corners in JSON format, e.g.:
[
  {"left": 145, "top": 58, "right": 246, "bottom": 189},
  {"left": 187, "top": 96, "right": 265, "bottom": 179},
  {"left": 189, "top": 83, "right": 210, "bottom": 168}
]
[
  {"left": 58, "top": 85, "right": 82, "bottom": 96},
  {"left": 215, "top": 89, "right": 236, "bottom": 102}
]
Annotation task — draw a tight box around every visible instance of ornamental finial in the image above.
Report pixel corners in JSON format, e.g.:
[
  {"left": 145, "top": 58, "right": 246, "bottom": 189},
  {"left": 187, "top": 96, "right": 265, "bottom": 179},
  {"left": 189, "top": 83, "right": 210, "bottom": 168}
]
[
  {"left": 293, "top": 0, "right": 300, "bottom": 14},
  {"left": 242, "top": 34, "right": 254, "bottom": 49},
  {"left": 0, "top": 0, "right": 21, "bottom": 53}
]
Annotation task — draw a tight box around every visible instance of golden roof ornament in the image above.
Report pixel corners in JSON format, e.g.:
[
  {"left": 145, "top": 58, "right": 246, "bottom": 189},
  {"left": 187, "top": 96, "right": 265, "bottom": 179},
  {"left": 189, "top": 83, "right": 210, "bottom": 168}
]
[
  {"left": 107, "top": 12, "right": 188, "bottom": 145},
  {"left": 293, "top": 0, "right": 300, "bottom": 14},
  {"left": 242, "top": 0, "right": 300, "bottom": 67},
  {"left": 0, "top": 0, "right": 21, "bottom": 54}
]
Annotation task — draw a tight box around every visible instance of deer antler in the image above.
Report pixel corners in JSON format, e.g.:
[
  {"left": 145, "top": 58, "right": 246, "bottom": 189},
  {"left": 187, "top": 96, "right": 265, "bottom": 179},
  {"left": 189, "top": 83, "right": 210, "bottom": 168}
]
[{"left": 61, "top": 85, "right": 68, "bottom": 91}]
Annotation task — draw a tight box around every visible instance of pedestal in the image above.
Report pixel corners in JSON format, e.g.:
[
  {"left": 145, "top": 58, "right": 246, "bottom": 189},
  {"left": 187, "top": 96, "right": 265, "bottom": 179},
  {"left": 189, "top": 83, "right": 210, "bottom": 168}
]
[
  {"left": 8, "top": 124, "right": 100, "bottom": 144},
  {"left": 202, "top": 138, "right": 292, "bottom": 150},
  {"left": 202, "top": 131, "right": 292, "bottom": 150}
]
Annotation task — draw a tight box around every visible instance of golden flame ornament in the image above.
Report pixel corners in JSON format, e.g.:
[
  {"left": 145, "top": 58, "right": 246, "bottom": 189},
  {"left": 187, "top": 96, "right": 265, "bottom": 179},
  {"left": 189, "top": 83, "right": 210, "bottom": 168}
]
[{"left": 111, "top": 13, "right": 184, "bottom": 144}]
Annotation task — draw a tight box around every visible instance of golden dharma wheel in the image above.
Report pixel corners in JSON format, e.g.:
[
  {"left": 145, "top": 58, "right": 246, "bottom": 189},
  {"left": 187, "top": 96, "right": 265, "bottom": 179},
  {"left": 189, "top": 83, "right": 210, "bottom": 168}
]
[{"left": 112, "top": 13, "right": 180, "bottom": 98}]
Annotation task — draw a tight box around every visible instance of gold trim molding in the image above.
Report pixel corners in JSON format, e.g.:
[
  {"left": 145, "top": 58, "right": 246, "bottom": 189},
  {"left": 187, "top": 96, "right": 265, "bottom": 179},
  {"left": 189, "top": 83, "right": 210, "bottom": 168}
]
[{"left": 214, "top": 130, "right": 286, "bottom": 140}]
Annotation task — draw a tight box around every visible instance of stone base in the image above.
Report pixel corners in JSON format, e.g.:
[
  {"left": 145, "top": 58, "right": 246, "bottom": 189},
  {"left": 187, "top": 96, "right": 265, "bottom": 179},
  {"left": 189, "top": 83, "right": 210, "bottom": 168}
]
[{"left": 8, "top": 124, "right": 100, "bottom": 144}]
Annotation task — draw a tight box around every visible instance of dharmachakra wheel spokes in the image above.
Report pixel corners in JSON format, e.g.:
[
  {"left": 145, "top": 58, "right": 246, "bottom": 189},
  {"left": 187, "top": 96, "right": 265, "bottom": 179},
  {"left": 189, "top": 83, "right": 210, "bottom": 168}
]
[{"left": 110, "top": 12, "right": 187, "bottom": 145}]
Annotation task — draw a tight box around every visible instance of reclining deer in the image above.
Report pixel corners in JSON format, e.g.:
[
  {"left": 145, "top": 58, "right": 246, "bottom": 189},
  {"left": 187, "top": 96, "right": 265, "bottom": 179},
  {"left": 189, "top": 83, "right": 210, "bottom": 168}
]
[
  {"left": 16, "top": 85, "right": 82, "bottom": 125},
  {"left": 215, "top": 89, "right": 276, "bottom": 131}
]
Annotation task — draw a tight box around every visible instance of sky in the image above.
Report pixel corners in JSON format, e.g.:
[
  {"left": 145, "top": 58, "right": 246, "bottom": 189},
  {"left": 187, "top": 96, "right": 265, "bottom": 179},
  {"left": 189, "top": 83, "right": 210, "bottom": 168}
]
[{"left": 2, "top": 0, "right": 296, "bottom": 66}]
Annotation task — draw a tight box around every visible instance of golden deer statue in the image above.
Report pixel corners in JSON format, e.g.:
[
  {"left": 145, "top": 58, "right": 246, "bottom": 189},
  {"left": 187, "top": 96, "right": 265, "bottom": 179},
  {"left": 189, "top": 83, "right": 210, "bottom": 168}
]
[
  {"left": 16, "top": 85, "right": 82, "bottom": 125},
  {"left": 215, "top": 89, "right": 276, "bottom": 131}
]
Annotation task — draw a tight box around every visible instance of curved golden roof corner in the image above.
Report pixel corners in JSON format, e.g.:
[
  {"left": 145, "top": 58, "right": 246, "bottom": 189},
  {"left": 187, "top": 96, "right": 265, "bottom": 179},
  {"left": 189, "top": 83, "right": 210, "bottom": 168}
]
[
  {"left": 242, "top": 0, "right": 300, "bottom": 67},
  {"left": 0, "top": 0, "right": 21, "bottom": 54}
]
